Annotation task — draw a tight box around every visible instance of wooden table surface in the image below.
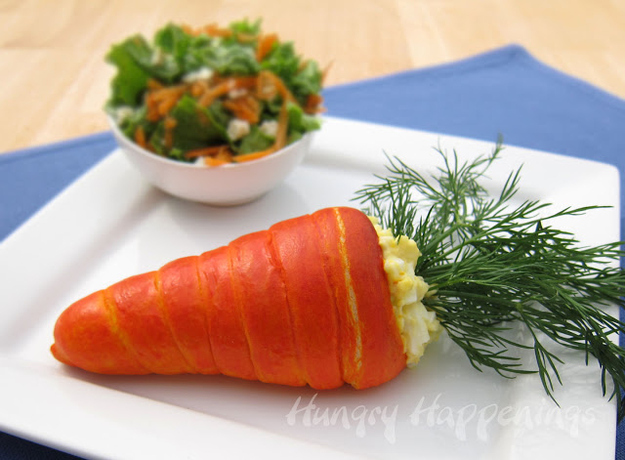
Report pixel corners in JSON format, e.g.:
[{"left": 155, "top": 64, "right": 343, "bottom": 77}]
[{"left": 1, "top": 0, "right": 624, "bottom": 154}]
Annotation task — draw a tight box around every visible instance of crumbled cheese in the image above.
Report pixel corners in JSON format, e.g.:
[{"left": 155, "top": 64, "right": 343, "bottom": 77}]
[
  {"left": 228, "top": 88, "right": 247, "bottom": 99},
  {"left": 369, "top": 216, "right": 442, "bottom": 367},
  {"left": 259, "top": 120, "right": 278, "bottom": 138},
  {"left": 150, "top": 48, "right": 164, "bottom": 66},
  {"left": 182, "top": 67, "right": 214, "bottom": 83},
  {"left": 193, "top": 156, "right": 207, "bottom": 166},
  {"left": 113, "top": 106, "right": 135, "bottom": 124},
  {"left": 226, "top": 118, "right": 251, "bottom": 141}
]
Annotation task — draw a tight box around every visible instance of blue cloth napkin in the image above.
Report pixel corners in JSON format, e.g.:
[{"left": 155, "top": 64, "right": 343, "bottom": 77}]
[{"left": 1, "top": 44, "right": 624, "bottom": 459}]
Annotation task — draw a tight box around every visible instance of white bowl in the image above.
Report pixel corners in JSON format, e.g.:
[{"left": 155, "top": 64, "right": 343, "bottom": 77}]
[{"left": 108, "top": 116, "right": 313, "bottom": 206}]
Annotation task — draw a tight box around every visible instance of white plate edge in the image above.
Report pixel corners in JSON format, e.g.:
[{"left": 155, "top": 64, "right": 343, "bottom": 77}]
[{"left": 0, "top": 116, "right": 620, "bottom": 459}]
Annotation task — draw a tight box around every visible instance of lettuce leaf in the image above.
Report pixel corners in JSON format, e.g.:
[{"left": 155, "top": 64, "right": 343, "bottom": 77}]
[
  {"left": 117, "top": 106, "right": 152, "bottom": 139},
  {"left": 168, "top": 95, "right": 229, "bottom": 152},
  {"left": 290, "top": 60, "right": 322, "bottom": 97},
  {"left": 153, "top": 23, "right": 193, "bottom": 77},
  {"left": 260, "top": 41, "right": 323, "bottom": 104},
  {"left": 236, "top": 125, "right": 274, "bottom": 154},
  {"left": 228, "top": 18, "right": 262, "bottom": 43},
  {"left": 154, "top": 23, "right": 191, "bottom": 56},
  {"left": 286, "top": 102, "right": 321, "bottom": 142},
  {"left": 154, "top": 24, "right": 259, "bottom": 77},
  {"left": 105, "top": 19, "right": 323, "bottom": 161},
  {"left": 105, "top": 32, "right": 183, "bottom": 108},
  {"left": 143, "top": 94, "right": 229, "bottom": 159},
  {"left": 193, "top": 42, "right": 259, "bottom": 76},
  {"left": 261, "top": 41, "right": 300, "bottom": 84},
  {"left": 105, "top": 36, "right": 152, "bottom": 107}
]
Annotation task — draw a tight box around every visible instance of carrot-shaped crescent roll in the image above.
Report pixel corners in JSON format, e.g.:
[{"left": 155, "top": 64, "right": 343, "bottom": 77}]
[{"left": 51, "top": 207, "right": 441, "bottom": 389}]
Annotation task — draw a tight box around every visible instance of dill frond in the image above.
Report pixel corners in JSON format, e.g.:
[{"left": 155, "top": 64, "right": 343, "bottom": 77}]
[{"left": 355, "top": 140, "right": 625, "bottom": 420}]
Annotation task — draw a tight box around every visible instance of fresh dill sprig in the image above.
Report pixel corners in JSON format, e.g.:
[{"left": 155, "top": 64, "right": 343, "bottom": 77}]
[{"left": 355, "top": 141, "right": 625, "bottom": 420}]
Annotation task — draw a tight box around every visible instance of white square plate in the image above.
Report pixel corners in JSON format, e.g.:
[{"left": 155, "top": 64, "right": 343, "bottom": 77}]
[{"left": 0, "top": 117, "right": 619, "bottom": 459}]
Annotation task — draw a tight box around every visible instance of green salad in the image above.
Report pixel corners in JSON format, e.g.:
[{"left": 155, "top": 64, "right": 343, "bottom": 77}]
[{"left": 105, "top": 19, "right": 324, "bottom": 165}]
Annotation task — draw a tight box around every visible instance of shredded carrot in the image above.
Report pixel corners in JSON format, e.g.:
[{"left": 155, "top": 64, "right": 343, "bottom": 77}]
[
  {"left": 256, "top": 70, "right": 296, "bottom": 103},
  {"left": 214, "top": 147, "right": 234, "bottom": 162},
  {"left": 147, "top": 78, "right": 165, "bottom": 90},
  {"left": 256, "top": 33, "right": 278, "bottom": 61},
  {"left": 181, "top": 24, "right": 196, "bottom": 36},
  {"left": 134, "top": 126, "right": 147, "bottom": 149},
  {"left": 222, "top": 75, "right": 258, "bottom": 90},
  {"left": 235, "top": 94, "right": 290, "bottom": 163},
  {"left": 223, "top": 95, "right": 261, "bottom": 124},
  {"left": 200, "top": 146, "right": 235, "bottom": 165},
  {"left": 158, "top": 96, "right": 179, "bottom": 117},
  {"left": 203, "top": 23, "right": 232, "bottom": 38},
  {"left": 185, "top": 144, "right": 229, "bottom": 159},
  {"left": 198, "top": 80, "right": 232, "bottom": 107},
  {"left": 152, "top": 85, "right": 187, "bottom": 101},
  {"left": 233, "top": 146, "right": 276, "bottom": 163},
  {"left": 145, "top": 94, "right": 161, "bottom": 122},
  {"left": 163, "top": 117, "right": 177, "bottom": 149},
  {"left": 198, "top": 76, "right": 257, "bottom": 107},
  {"left": 304, "top": 93, "right": 325, "bottom": 114},
  {"left": 255, "top": 73, "right": 278, "bottom": 100},
  {"left": 164, "top": 117, "right": 178, "bottom": 130},
  {"left": 190, "top": 80, "right": 210, "bottom": 97},
  {"left": 146, "top": 85, "right": 186, "bottom": 121},
  {"left": 236, "top": 32, "right": 257, "bottom": 44},
  {"left": 243, "top": 94, "right": 260, "bottom": 113},
  {"left": 223, "top": 100, "right": 249, "bottom": 122},
  {"left": 204, "top": 156, "right": 231, "bottom": 166}
]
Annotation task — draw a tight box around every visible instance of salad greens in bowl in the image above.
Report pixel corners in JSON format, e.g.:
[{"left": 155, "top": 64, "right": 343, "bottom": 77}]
[
  {"left": 108, "top": 116, "right": 314, "bottom": 206},
  {"left": 106, "top": 19, "right": 323, "bottom": 165},
  {"left": 104, "top": 19, "right": 324, "bottom": 204}
]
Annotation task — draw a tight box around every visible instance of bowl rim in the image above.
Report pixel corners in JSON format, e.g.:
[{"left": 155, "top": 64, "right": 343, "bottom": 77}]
[{"left": 107, "top": 115, "right": 312, "bottom": 171}]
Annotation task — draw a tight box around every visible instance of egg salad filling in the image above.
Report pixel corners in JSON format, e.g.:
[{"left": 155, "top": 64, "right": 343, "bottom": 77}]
[{"left": 370, "top": 217, "right": 442, "bottom": 367}]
